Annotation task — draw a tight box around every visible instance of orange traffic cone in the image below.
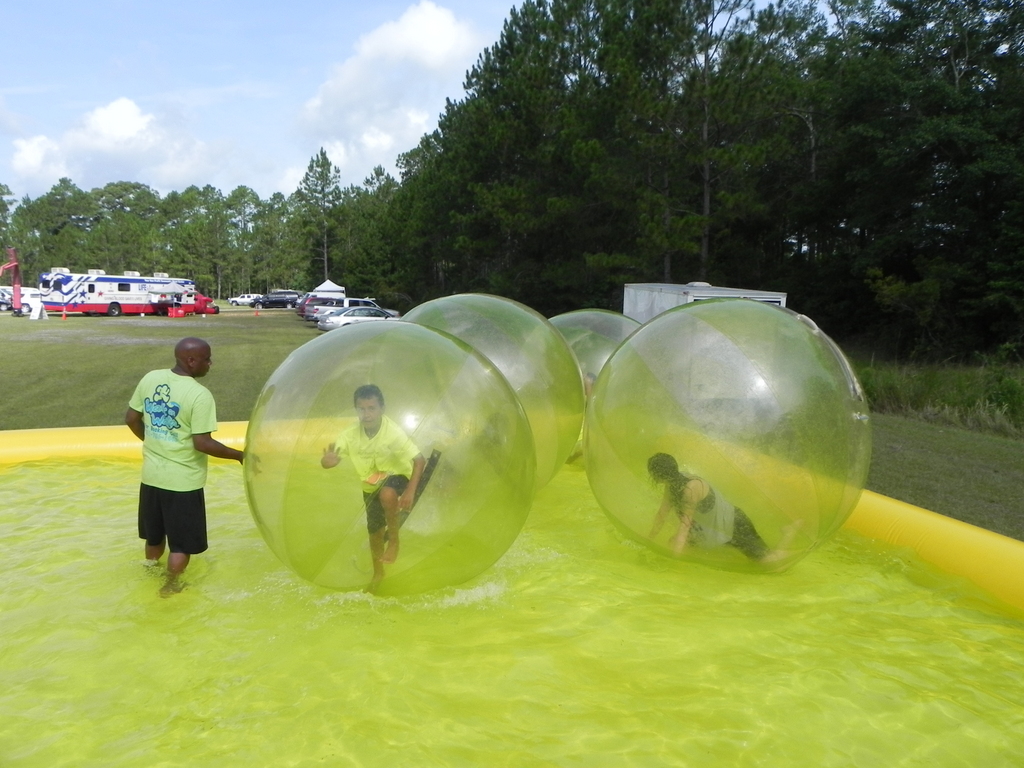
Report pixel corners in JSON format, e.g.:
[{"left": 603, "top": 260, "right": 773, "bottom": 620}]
[
  {"left": 61, "top": 306, "right": 67, "bottom": 320},
  {"left": 254, "top": 305, "right": 259, "bottom": 317}
]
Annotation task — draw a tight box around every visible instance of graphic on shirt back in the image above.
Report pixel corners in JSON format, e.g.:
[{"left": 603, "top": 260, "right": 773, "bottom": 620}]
[{"left": 145, "top": 383, "right": 181, "bottom": 440}]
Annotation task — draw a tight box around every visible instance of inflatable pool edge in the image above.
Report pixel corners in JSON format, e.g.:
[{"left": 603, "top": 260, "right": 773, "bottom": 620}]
[
  {"left": 2, "top": 423, "right": 1022, "bottom": 613},
  {"left": 0, "top": 421, "right": 248, "bottom": 464},
  {"left": 845, "top": 489, "right": 1024, "bottom": 614}
]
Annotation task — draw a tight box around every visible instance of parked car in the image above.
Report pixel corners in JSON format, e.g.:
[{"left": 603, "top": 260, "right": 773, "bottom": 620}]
[
  {"left": 296, "top": 294, "right": 348, "bottom": 317},
  {"left": 228, "top": 293, "right": 261, "bottom": 306},
  {"left": 254, "top": 290, "right": 302, "bottom": 309},
  {"left": 302, "top": 296, "right": 395, "bottom": 320},
  {"left": 317, "top": 306, "right": 393, "bottom": 331},
  {"left": 302, "top": 297, "right": 349, "bottom": 321},
  {"left": 0, "top": 287, "right": 41, "bottom": 313}
]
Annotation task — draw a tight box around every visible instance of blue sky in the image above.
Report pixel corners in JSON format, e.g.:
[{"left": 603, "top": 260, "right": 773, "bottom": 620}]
[{"left": 0, "top": 0, "right": 514, "bottom": 200}]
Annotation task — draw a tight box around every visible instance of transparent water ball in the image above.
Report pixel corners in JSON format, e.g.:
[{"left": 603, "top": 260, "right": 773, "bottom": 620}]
[
  {"left": 549, "top": 309, "right": 640, "bottom": 392},
  {"left": 404, "top": 294, "right": 584, "bottom": 489},
  {"left": 585, "top": 300, "right": 871, "bottom": 572},
  {"left": 244, "top": 321, "right": 536, "bottom": 595}
]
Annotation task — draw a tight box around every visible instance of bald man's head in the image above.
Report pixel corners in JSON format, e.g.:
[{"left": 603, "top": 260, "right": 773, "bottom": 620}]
[{"left": 173, "top": 337, "right": 213, "bottom": 378}]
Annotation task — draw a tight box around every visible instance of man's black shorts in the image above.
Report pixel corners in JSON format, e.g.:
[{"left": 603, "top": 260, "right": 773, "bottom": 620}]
[
  {"left": 362, "top": 475, "right": 409, "bottom": 534},
  {"left": 138, "top": 483, "right": 208, "bottom": 555}
]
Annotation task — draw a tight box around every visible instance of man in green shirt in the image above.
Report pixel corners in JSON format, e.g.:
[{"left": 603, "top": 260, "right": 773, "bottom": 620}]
[
  {"left": 321, "top": 384, "right": 426, "bottom": 591},
  {"left": 126, "top": 337, "right": 243, "bottom": 595}
]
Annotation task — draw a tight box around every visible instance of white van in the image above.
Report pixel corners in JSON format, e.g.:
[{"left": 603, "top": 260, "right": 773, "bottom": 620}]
[{"left": 0, "top": 287, "right": 41, "bottom": 312}]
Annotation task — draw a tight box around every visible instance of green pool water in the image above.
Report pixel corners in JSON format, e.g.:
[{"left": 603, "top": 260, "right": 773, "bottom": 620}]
[{"left": 2, "top": 458, "right": 1023, "bottom": 767}]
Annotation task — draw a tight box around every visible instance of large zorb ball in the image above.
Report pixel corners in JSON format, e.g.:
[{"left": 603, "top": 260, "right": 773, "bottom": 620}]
[
  {"left": 586, "top": 300, "right": 871, "bottom": 572},
  {"left": 404, "top": 294, "right": 585, "bottom": 489},
  {"left": 244, "top": 321, "right": 536, "bottom": 595},
  {"left": 549, "top": 309, "right": 640, "bottom": 389}
]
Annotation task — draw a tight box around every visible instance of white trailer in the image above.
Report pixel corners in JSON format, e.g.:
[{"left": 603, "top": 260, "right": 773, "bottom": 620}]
[{"left": 623, "top": 282, "right": 787, "bottom": 324}]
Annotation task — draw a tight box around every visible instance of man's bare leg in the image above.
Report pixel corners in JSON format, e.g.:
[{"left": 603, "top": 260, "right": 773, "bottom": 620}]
[
  {"left": 379, "top": 487, "right": 400, "bottom": 564},
  {"left": 145, "top": 541, "right": 165, "bottom": 565},
  {"left": 161, "top": 552, "right": 190, "bottom": 596}
]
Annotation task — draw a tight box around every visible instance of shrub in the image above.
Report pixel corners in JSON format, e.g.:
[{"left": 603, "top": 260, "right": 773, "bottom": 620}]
[{"left": 853, "top": 359, "right": 1024, "bottom": 438}]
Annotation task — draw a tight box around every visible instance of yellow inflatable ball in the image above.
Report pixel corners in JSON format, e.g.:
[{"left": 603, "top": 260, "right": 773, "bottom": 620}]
[
  {"left": 549, "top": 309, "right": 640, "bottom": 395},
  {"left": 404, "top": 294, "right": 585, "bottom": 489},
  {"left": 244, "top": 321, "right": 536, "bottom": 595},
  {"left": 586, "top": 300, "right": 871, "bottom": 573}
]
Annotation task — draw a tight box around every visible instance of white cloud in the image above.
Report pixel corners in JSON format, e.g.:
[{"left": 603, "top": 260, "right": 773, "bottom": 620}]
[
  {"left": 74, "top": 98, "right": 155, "bottom": 149},
  {"left": 12, "top": 135, "right": 68, "bottom": 180},
  {"left": 302, "top": 1, "right": 484, "bottom": 181},
  {"left": 278, "top": 164, "right": 307, "bottom": 195},
  {"left": 9, "top": 97, "right": 215, "bottom": 193},
  {"left": 322, "top": 140, "right": 350, "bottom": 169},
  {"left": 355, "top": 1, "right": 483, "bottom": 70},
  {"left": 3, "top": 2, "right": 503, "bottom": 198}
]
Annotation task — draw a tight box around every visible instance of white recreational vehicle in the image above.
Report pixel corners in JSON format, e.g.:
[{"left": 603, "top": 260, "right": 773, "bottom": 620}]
[
  {"left": 39, "top": 268, "right": 218, "bottom": 316},
  {"left": 623, "top": 282, "right": 787, "bottom": 324}
]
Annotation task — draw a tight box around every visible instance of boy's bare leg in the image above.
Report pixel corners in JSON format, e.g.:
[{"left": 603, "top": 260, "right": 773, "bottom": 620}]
[
  {"left": 379, "top": 487, "right": 400, "bottom": 564},
  {"left": 366, "top": 529, "right": 386, "bottom": 592}
]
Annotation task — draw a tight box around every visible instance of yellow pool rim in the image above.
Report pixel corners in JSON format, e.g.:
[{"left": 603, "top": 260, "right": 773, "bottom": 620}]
[
  {"left": 845, "top": 490, "right": 1024, "bottom": 614},
  {"left": 0, "top": 421, "right": 248, "bottom": 464},
  {"left": 3, "top": 423, "right": 1023, "bottom": 613}
]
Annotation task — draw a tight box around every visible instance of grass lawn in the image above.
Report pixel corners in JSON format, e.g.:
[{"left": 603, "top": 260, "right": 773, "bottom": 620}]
[
  {"left": 2, "top": 307, "right": 1021, "bottom": 540},
  {"left": 868, "top": 412, "right": 1024, "bottom": 541},
  {"left": 0, "top": 307, "right": 314, "bottom": 430}
]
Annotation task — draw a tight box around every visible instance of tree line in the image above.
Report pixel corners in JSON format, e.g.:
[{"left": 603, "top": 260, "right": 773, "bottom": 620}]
[{"left": 2, "top": 0, "right": 1022, "bottom": 357}]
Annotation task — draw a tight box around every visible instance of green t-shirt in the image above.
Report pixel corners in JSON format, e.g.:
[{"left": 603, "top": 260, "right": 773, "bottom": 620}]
[
  {"left": 129, "top": 369, "right": 218, "bottom": 492},
  {"left": 335, "top": 415, "right": 420, "bottom": 492}
]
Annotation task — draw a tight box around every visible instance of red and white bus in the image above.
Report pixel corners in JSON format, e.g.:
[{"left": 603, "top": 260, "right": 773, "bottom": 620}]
[{"left": 39, "top": 268, "right": 219, "bottom": 316}]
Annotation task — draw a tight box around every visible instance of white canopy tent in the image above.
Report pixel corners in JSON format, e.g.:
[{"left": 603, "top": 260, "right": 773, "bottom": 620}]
[{"left": 311, "top": 280, "right": 346, "bottom": 297}]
